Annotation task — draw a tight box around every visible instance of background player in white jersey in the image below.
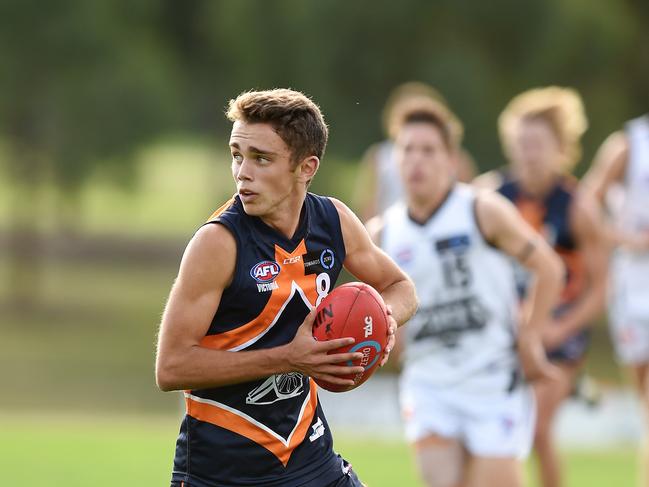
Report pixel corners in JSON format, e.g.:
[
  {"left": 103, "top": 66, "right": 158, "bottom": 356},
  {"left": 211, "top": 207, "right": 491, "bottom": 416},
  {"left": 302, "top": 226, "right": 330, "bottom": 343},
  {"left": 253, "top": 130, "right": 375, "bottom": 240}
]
[
  {"left": 366, "top": 106, "right": 564, "bottom": 487},
  {"left": 583, "top": 114, "right": 649, "bottom": 485},
  {"left": 354, "top": 82, "right": 476, "bottom": 221}
]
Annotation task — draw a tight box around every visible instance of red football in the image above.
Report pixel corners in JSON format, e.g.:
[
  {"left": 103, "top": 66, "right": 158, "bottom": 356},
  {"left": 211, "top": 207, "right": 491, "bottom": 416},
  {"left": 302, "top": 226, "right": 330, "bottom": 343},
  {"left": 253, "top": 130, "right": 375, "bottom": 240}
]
[{"left": 312, "top": 282, "right": 389, "bottom": 392}]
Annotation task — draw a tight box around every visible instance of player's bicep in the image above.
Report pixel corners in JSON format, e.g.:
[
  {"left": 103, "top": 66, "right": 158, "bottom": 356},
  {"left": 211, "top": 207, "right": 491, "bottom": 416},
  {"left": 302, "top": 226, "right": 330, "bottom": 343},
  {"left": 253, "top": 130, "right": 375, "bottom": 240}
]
[
  {"left": 476, "top": 191, "right": 558, "bottom": 272},
  {"left": 158, "top": 224, "right": 236, "bottom": 352},
  {"left": 331, "top": 198, "right": 407, "bottom": 293},
  {"left": 572, "top": 193, "right": 609, "bottom": 282}
]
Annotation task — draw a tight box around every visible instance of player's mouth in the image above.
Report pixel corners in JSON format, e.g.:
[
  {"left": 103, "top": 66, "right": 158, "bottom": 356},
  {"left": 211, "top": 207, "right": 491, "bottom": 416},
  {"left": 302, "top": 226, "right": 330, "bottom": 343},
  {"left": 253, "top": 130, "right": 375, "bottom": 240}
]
[{"left": 238, "top": 189, "right": 258, "bottom": 203}]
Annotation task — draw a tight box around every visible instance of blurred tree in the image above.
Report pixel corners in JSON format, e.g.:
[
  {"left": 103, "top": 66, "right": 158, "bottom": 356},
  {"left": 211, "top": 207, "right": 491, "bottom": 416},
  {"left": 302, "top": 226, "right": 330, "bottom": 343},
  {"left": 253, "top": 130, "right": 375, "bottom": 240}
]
[
  {"left": 0, "top": 0, "right": 647, "bottom": 307},
  {"left": 176, "top": 0, "right": 646, "bottom": 170},
  {"left": 0, "top": 0, "right": 180, "bottom": 305}
]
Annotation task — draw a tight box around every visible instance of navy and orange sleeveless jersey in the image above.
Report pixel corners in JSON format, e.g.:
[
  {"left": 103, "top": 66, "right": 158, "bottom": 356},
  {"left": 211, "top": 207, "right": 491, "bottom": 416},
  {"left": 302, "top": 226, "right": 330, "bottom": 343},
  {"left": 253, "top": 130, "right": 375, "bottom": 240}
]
[
  {"left": 498, "top": 174, "right": 589, "bottom": 361},
  {"left": 498, "top": 173, "right": 586, "bottom": 304},
  {"left": 171, "top": 193, "right": 347, "bottom": 487}
]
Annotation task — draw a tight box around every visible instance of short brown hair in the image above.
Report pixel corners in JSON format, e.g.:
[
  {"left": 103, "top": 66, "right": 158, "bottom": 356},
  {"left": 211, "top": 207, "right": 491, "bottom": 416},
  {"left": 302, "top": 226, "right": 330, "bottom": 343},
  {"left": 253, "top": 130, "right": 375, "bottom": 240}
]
[
  {"left": 226, "top": 89, "right": 329, "bottom": 163},
  {"left": 397, "top": 107, "right": 456, "bottom": 150}
]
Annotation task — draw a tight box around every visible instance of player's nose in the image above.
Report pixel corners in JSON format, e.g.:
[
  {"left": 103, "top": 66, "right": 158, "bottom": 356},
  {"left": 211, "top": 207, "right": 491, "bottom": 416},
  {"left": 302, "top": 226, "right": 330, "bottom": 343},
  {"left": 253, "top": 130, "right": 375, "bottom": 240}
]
[{"left": 235, "top": 157, "right": 254, "bottom": 181}]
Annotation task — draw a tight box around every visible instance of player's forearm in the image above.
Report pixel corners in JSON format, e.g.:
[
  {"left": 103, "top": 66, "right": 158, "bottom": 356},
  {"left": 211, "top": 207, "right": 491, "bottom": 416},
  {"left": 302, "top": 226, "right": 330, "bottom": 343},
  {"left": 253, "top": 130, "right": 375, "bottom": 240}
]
[
  {"left": 380, "top": 277, "right": 418, "bottom": 327},
  {"left": 556, "top": 281, "right": 607, "bottom": 335},
  {"left": 523, "top": 257, "right": 564, "bottom": 330},
  {"left": 156, "top": 345, "right": 291, "bottom": 392}
]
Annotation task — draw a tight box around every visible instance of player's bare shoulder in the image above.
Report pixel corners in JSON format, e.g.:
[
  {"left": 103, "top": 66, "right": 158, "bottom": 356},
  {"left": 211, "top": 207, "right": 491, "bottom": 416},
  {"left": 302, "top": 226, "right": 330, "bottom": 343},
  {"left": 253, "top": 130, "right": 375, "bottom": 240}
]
[
  {"left": 328, "top": 196, "right": 363, "bottom": 235},
  {"left": 178, "top": 222, "right": 237, "bottom": 289},
  {"left": 472, "top": 187, "right": 526, "bottom": 248},
  {"left": 473, "top": 186, "right": 515, "bottom": 225},
  {"left": 329, "top": 196, "right": 386, "bottom": 247},
  {"left": 472, "top": 168, "right": 505, "bottom": 191}
]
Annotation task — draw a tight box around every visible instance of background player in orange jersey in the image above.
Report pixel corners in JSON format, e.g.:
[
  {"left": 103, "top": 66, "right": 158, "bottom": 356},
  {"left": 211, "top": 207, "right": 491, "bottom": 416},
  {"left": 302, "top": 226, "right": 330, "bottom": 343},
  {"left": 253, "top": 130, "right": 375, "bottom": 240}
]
[
  {"left": 475, "top": 87, "right": 609, "bottom": 487},
  {"left": 155, "top": 88, "right": 417, "bottom": 487}
]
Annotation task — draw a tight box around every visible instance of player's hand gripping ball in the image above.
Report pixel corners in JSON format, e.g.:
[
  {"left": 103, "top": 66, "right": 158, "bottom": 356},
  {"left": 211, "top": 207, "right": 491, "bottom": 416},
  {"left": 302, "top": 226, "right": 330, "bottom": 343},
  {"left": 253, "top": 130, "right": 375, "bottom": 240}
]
[{"left": 312, "top": 282, "right": 389, "bottom": 392}]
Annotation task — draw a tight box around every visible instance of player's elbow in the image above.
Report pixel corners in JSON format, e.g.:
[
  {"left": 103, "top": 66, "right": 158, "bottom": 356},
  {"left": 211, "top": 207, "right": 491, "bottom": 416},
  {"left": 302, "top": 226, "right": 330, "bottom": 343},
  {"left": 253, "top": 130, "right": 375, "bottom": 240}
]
[
  {"left": 403, "top": 277, "right": 419, "bottom": 322},
  {"left": 155, "top": 354, "right": 183, "bottom": 392},
  {"left": 541, "top": 250, "right": 566, "bottom": 293}
]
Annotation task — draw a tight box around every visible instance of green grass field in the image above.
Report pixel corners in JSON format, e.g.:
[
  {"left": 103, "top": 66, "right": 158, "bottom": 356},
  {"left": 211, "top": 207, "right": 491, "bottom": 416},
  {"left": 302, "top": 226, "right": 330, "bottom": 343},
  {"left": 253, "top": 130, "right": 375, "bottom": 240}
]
[{"left": 0, "top": 414, "right": 637, "bottom": 487}]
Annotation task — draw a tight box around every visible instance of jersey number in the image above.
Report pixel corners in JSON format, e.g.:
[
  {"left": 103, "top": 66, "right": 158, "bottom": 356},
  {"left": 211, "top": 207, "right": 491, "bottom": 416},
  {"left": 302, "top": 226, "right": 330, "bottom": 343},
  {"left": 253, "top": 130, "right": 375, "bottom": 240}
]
[
  {"left": 441, "top": 253, "right": 472, "bottom": 289},
  {"left": 315, "top": 272, "right": 331, "bottom": 307}
]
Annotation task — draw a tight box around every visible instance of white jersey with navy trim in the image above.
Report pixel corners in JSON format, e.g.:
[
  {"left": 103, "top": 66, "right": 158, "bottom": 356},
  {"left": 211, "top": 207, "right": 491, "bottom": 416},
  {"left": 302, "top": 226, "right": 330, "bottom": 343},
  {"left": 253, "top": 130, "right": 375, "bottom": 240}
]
[
  {"left": 375, "top": 141, "right": 404, "bottom": 214},
  {"left": 381, "top": 183, "right": 519, "bottom": 387},
  {"left": 609, "top": 116, "right": 649, "bottom": 361},
  {"left": 611, "top": 116, "right": 649, "bottom": 318}
]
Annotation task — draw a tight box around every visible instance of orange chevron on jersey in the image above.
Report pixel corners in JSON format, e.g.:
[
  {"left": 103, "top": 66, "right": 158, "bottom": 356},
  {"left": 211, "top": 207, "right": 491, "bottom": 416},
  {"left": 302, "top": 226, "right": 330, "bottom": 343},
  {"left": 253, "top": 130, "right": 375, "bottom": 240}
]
[
  {"left": 200, "top": 239, "right": 319, "bottom": 351},
  {"left": 185, "top": 378, "right": 318, "bottom": 466},
  {"left": 516, "top": 197, "right": 546, "bottom": 233},
  {"left": 206, "top": 196, "right": 236, "bottom": 222}
]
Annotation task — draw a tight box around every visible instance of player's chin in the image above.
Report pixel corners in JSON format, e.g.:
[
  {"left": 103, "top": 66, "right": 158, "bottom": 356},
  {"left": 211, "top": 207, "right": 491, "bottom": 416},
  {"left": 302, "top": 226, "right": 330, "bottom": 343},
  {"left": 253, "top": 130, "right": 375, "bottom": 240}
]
[
  {"left": 406, "top": 180, "right": 431, "bottom": 195},
  {"left": 240, "top": 200, "right": 264, "bottom": 216}
]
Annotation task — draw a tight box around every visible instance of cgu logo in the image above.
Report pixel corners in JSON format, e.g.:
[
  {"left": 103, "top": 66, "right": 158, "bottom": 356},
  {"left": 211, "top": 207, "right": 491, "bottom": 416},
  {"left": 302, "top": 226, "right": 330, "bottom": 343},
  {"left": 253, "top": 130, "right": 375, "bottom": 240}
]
[{"left": 250, "top": 261, "right": 280, "bottom": 283}]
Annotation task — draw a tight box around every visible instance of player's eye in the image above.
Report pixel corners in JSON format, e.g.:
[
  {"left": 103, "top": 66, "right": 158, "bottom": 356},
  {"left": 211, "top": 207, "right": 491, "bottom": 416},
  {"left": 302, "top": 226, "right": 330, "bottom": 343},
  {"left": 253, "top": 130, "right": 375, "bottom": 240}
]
[
  {"left": 256, "top": 154, "right": 271, "bottom": 164},
  {"left": 232, "top": 152, "right": 243, "bottom": 163}
]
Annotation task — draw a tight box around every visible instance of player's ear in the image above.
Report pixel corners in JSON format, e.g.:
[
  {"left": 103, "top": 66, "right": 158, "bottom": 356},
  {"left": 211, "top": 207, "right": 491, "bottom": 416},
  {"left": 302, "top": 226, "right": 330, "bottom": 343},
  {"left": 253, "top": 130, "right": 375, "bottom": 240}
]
[{"left": 297, "top": 156, "right": 319, "bottom": 183}]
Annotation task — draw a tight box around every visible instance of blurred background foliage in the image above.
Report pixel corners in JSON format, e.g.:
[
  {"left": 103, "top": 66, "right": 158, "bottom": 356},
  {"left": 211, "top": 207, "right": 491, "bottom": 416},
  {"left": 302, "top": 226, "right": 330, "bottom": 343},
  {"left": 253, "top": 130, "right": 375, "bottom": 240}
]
[{"left": 0, "top": 0, "right": 647, "bottom": 414}]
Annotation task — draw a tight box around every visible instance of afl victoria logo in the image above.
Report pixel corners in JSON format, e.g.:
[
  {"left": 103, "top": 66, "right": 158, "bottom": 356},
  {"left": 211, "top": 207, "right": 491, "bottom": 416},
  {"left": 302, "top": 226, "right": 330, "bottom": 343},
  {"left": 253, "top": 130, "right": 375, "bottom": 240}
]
[{"left": 250, "top": 260, "right": 280, "bottom": 283}]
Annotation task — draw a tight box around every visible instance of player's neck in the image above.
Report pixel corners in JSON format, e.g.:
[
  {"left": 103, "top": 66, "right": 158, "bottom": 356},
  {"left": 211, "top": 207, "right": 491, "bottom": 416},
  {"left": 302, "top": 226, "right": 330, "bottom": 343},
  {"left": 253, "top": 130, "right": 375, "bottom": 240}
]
[
  {"left": 518, "top": 172, "right": 557, "bottom": 198},
  {"left": 259, "top": 190, "right": 307, "bottom": 240},
  {"left": 407, "top": 179, "right": 454, "bottom": 224}
]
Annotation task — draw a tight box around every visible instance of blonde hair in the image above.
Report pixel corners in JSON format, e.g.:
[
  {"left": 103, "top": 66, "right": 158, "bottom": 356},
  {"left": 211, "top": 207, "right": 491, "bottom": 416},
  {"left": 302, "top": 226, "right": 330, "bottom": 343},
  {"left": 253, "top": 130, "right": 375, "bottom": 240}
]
[
  {"left": 498, "top": 86, "right": 588, "bottom": 172},
  {"left": 383, "top": 82, "right": 463, "bottom": 148}
]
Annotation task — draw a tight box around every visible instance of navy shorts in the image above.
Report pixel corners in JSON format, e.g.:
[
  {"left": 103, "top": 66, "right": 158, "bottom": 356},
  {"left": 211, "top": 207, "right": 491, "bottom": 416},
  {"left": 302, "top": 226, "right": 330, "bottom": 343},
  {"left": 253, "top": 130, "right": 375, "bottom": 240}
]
[
  {"left": 547, "top": 328, "right": 589, "bottom": 362},
  {"left": 170, "top": 457, "right": 364, "bottom": 487},
  {"left": 546, "top": 303, "right": 590, "bottom": 363}
]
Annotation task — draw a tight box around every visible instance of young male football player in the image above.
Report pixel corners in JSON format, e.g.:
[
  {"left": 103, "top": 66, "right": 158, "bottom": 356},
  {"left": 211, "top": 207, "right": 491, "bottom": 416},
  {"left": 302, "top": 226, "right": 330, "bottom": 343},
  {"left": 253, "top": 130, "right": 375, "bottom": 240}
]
[{"left": 156, "top": 89, "right": 418, "bottom": 487}]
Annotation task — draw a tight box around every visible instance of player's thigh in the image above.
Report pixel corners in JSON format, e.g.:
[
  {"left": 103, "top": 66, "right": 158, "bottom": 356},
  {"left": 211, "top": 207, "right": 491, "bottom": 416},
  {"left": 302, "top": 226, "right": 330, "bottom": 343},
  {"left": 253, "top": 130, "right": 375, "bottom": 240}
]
[
  {"left": 465, "top": 456, "right": 523, "bottom": 487},
  {"left": 628, "top": 363, "right": 649, "bottom": 404},
  {"left": 413, "top": 434, "right": 465, "bottom": 487},
  {"left": 534, "top": 362, "right": 578, "bottom": 430}
]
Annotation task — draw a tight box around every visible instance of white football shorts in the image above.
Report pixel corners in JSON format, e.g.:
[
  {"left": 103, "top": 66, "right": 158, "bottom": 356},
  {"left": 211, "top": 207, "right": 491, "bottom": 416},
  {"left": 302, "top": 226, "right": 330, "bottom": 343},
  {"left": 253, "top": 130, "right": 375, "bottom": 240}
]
[{"left": 399, "top": 368, "right": 536, "bottom": 459}]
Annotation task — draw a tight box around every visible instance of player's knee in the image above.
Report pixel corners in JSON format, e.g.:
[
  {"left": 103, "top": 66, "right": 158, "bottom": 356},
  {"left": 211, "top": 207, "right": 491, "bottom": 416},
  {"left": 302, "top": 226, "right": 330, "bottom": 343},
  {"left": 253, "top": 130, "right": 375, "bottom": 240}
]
[
  {"left": 534, "top": 407, "right": 554, "bottom": 437},
  {"left": 419, "top": 464, "right": 462, "bottom": 487},
  {"left": 534, "top": 425, "right": 552, "bottom": 448},
  {"left": 415, "top": 447, "right": 463, "bottom": 487}
]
